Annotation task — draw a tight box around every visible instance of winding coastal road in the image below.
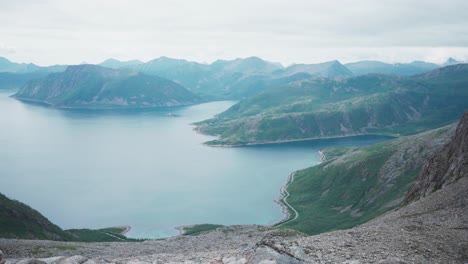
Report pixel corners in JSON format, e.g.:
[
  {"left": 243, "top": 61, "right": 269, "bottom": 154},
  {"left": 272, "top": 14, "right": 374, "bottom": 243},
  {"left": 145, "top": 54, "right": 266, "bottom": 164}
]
[{"left": 276, "top": 172, "right": 299, "bottom": 227}]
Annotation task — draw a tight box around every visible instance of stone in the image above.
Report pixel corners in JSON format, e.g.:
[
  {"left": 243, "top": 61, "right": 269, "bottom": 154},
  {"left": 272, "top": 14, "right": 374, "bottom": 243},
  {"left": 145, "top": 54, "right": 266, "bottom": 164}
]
[
  {"left": 16, "top": 259, "right": 47, "bottom": 264},
  {"left": 57, "top": 256, "right": 87, "bottom": 264},
  {"left": 0, "top": 250, "right": 5, "bottom": 264}
]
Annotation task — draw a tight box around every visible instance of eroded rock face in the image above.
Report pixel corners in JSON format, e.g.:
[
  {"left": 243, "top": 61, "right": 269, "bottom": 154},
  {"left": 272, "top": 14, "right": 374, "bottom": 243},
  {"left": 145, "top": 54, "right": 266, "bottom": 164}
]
[
  {"left": 0, "top": 250, "right": 5, "bottom": 264},
  {"left": 405, "top": 112, "right": 468, "bottom": 203}
]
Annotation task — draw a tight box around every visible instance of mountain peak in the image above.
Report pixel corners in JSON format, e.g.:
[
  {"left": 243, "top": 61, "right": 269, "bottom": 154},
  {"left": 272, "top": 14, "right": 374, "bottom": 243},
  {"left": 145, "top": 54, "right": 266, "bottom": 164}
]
[
  {"left": 99, "top": 58, "right": 143, "bottom": 69},
  {"left": 443, "top": 57, "right": 462, "bottom": 66},
  {"left": 102, "top": 58, "right": 119, "bottom": 63},
  {"left": 0, "top": 56, "right": 12, "bottom": 64}
]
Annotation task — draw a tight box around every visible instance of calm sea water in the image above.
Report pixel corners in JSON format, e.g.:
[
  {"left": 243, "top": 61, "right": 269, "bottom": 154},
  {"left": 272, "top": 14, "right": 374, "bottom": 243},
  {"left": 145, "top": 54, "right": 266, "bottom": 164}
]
[{"left": 0, "top": 91, "right": 391, "bottom": 238}]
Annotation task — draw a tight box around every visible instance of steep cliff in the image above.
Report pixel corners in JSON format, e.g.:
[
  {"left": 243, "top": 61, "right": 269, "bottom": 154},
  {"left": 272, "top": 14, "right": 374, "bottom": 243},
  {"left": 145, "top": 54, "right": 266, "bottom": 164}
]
[{"left": 404, "top": 112, "right": 468, "bottom": 203}]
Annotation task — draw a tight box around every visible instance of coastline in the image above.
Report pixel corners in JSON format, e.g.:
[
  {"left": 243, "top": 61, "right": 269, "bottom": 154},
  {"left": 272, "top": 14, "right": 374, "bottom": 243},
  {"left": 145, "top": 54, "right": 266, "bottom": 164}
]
[
  {"left": 273, "top": 149, "right": 328, "bottom": 227},
  {"left": 175, "top": 225, "right": 195, "bottom": 235},
  {"left": 273, "top": 172, "right": 295, "bottom": 226},
  {"left": 200, "top": 134, "right": 396, "bottom": 148},
  {"left": 11, "top": 96, "right": 199, "bottom": 110},
  {"left": 114, "top": 225, "right": 131, "bottom": 235}
]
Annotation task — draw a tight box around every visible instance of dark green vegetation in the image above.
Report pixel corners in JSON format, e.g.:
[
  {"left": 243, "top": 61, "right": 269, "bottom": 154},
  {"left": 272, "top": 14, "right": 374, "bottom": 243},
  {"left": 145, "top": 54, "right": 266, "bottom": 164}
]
[
  {"left": 0, "top": 192, "right": 138, "bottom": 242},
  {"left": 66, "top": 228, "right": 140, "bottom": 242},
  {"left": 279, "top": 124, "right": 456, "bottom": 234},
  {"left": 181, "top": 224, "right": 224, "bottom": 236},
  {"left": 13, "top": 64, "right": 200, "bottom": 109},
  {"left": 196, "top": 64, "right": 468, "bottom": 146},
  {"left": 0, "top": 192, "right": 72, "bottom": 240}
]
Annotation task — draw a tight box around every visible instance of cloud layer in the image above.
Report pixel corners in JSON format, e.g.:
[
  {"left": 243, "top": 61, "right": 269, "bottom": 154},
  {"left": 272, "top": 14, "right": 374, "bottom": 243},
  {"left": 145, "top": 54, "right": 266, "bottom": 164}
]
[{"left": 1, "top": 0, "right": 467, "bottom": 65}]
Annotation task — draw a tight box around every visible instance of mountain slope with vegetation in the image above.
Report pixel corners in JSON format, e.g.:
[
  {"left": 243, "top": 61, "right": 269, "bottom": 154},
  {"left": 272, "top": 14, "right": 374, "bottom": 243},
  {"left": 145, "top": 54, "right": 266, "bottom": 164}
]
[
  {"left": 0, "top": 192, "right": 136, "bottom": 242},
  {"left": 279, "top": 122, "right": 456, "bottom": 234},
  {"left": 195, "top": 64, "right": 468, "bottom": 146},
  {"left": 0, "top": 192, "right": 72, "bottom": 240},
  {"left": 13, "top": 64, "right": 200, "bottom": 109}
]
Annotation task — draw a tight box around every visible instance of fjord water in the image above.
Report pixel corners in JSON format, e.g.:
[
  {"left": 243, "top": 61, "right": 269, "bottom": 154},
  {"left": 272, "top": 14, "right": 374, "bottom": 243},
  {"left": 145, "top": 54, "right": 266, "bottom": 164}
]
[{"left": 0, "top": 91, "right": 390, "bottom": 238}]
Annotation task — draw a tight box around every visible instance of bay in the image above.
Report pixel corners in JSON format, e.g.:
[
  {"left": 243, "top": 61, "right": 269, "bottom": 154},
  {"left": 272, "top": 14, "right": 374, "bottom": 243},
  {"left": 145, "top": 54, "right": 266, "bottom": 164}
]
[{"left": 0, "top": 91, "right": 390, "bottom": 238}]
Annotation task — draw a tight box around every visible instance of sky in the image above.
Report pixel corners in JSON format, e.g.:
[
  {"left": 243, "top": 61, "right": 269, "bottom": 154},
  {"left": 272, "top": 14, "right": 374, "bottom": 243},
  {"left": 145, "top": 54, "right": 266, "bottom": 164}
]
[{"left": 0, "top": 0, "right": 468, "bottom": 66}]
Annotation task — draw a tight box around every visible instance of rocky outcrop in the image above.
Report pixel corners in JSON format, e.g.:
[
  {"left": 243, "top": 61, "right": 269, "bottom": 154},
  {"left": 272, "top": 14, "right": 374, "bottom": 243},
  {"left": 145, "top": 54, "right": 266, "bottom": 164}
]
[
  {"left": 404, "top": 112, "right": 468, "bottom": 203},
  {"left": 0, "top": 250, "right": 5, "bottom": 264}
]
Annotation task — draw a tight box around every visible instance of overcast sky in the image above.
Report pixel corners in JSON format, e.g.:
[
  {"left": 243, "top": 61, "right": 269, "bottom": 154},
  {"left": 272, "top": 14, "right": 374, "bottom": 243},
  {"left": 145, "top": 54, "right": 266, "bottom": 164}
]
[{"left": 1, "top": 0, "right": 468, "bottom": 66}]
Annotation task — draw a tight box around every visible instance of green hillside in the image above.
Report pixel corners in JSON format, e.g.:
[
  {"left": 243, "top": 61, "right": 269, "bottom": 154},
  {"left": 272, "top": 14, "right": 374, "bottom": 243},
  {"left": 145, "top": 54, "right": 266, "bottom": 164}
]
[
  {"left": 278, "top": 123, "right": 456, "bottom": 234},
  {"left": 195, "top": 64, "right": 468, "bottom": 146},
  {"left": 0, "top": 192, "right": 137, "bottom": 242}
]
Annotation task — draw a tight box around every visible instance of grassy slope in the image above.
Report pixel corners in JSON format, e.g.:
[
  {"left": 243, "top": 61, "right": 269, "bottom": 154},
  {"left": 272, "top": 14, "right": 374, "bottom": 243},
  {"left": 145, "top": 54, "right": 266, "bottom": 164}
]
[
  {"left": 181, "top": 224, "right": 224, "bottom": 236},
  {"left": 66, "top": 228, "right": 140, "bottom": 242},
  {"left": 0, "top": 193, "right": 138, "bottom": 242},
  {"left": 196, "top": 64, "right": 468, "bottom": 146},
  {"left": 0, "top": 193, "right": 73, "bottom": 240},
  {"left": 279, "top": 124, "right": 456, "bottom": 235}
]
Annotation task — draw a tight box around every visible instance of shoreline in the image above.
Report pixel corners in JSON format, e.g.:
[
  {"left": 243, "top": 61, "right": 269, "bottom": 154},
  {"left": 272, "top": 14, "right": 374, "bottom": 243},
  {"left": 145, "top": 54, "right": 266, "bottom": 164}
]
[
  {"left": 273, "top": 172, "right": 295, "bottom": 226},
  {"left": 199, "top": 134, "right": 396, "bottom": 148},
  {"left": 273, "top": 149, "right": 327, "bottom": 227},
  {"left": 114, "top": 225, "right": 131, "bottom": 235},
  {"left": 11, "top": 96, "right": 199, "bottom": 110},
  {"left": 174, "top": 225, "right": 195, "bottom": 235}
]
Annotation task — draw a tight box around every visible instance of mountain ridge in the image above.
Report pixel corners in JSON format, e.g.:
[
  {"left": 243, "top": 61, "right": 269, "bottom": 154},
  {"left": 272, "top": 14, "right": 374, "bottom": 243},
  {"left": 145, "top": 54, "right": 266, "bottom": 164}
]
[
  {"left": 12, "top": 64, "right": 200, "bottom": 109},
  {"left": 195, "top": 64, "right": 468, "bottom": 146}
]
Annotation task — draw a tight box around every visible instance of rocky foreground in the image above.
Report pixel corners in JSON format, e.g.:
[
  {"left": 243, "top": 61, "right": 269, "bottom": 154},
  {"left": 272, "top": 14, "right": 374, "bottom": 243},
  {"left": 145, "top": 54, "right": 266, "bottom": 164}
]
[{"left": 1, "top": 113, "right": 467, "bottom": 263}]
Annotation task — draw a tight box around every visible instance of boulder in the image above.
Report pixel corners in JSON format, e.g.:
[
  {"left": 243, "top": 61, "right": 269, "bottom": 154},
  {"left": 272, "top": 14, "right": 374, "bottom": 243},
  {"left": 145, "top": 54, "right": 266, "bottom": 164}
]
[{"left": 56, "top": 256, "right": 87, "bottom": 264}]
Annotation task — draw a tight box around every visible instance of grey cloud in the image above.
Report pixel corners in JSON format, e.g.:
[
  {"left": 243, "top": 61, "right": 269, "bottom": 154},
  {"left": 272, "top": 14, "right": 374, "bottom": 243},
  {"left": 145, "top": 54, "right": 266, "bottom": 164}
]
[{"left": 0, "top": 0, "right": 467, "bottom": 65}]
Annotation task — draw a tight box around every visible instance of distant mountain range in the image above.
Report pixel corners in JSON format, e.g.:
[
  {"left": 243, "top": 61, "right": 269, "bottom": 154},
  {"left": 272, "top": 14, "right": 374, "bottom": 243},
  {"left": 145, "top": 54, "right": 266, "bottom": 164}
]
[
  {"left": 195, "top": 64, "right": 468, "bottom": 146},
  {"left": 0, "top": 57, "right": 66, "bottom": 73},
  {"left": 13, "top": 64, "right": 200, "bottom": 109},
  {"left": 2, "top": 56, "right": 464, "bottom": 99},
  {"left": 344, "top": 58, "right": 463, "bottom": 76},
  {"left": 119, "top": 57, "right": 353, "bottom": 99}
]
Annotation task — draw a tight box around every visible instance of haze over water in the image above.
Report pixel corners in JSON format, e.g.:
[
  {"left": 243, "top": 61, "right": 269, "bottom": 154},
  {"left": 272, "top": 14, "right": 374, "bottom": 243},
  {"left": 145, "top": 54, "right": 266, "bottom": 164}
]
[{"left": 0, "top": 91, "right": 390, "bottom": 238}]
